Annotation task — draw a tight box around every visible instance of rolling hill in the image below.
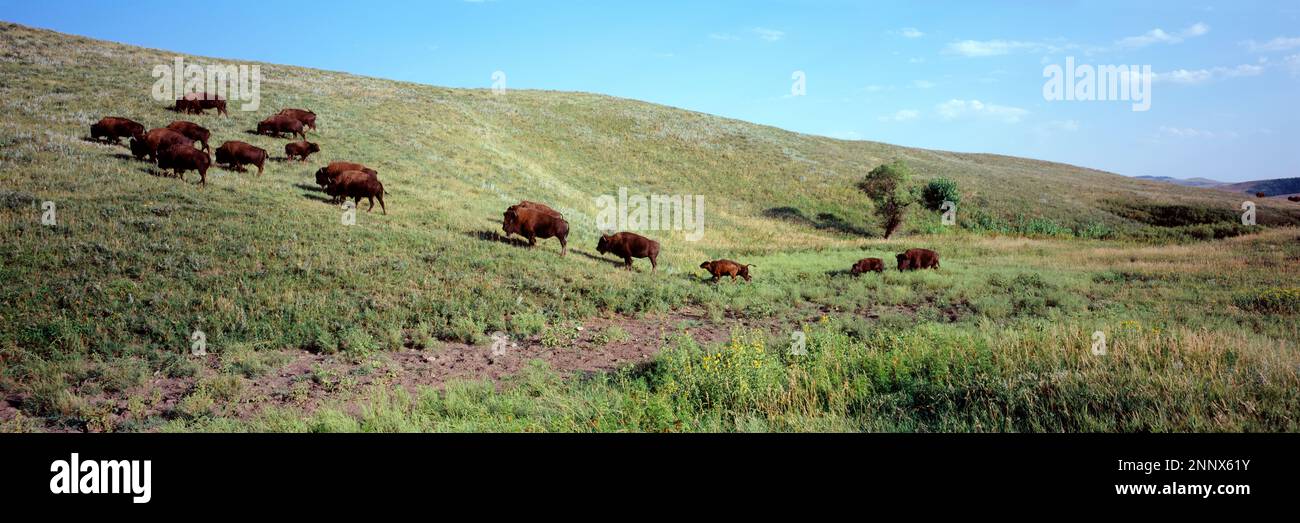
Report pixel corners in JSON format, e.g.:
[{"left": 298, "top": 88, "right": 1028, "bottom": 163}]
[{"left": 2, "top": 22, "right": 1297, "bottom": 433}]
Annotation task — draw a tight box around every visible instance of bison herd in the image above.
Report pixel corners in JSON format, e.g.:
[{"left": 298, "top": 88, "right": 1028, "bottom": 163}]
[
  {"left": 89, "top": 96, "right": 368, "bottom": 205},
  {"left": 496, "top": 199, "right": 941, "bottom": 281},
  {"left": 93, "top": 94, "right": 941, "bottom": 283}
]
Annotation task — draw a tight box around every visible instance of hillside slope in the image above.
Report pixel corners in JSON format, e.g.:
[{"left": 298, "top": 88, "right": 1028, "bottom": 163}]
[{"left": 3, "top": 23, "right": 1299, "bottom": 432}]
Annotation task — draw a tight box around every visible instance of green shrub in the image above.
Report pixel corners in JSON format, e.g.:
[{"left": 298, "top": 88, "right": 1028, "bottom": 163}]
[{"left": 921, "top": 177, "right": 960, "bottom": 211}]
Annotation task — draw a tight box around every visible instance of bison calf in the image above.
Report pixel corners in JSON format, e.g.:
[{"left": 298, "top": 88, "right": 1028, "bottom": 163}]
[
  {"left": 502, "top": 202, "right": 569, "bottom": 255},
  {"left": 90, "top": 117, "right": 144, "bottom": 145},
  {"left": 699, "top": 259, "right": 753, "bottom": 282},
  {"left": 597, "top": 232, "right": 660, "bottom": 272},
  {"left": 157, "top": 144, "right": 211, "bottom": 185},
  {"left": 284, "top": 141, "right": 320, "bottom": 162},
  {"left": 214, "top": 141, "right": 268, "bottom": 176},
  {"left": 327, "top": 170, "right": 386, "bottom": 214},
  {"left": 850, "top": 258, "right": 885, "bottom": 275},
  {"left": 896, "top": 248, "right": 940, "bottom": 271}
]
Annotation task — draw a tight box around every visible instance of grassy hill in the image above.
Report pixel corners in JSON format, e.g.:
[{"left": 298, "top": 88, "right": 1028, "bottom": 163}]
[{"left": 2, "top": 22, "right": 1298, "bottom": 432}]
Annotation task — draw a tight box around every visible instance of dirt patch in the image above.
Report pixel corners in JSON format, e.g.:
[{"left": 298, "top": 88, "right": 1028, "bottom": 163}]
[{"left": 14, "top": 308, "right": 816, "bottom": 432}]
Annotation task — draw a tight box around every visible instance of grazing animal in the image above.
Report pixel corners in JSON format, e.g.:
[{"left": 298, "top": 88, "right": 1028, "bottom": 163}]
[
  {"left": 850, "top": 257, "right": 885, "bottom": 275},
  {"left": 699, "top": 259, "right": 753, "bottom": 282},
  {"left": 1288, "top": 196, "right": 1300, "bottom": 203},
  {"left": 214, "top": 141, "right": 268, "bottom": 176},
  {"left": 502, "top": 203, "right": 569, "bottom": 255},
  {"left": 284, "top": 141, "right": 320, "bottom": 162},
  {"left": 165, "top": 121, "right": 211, "bottom": 152},
  {"left": 508, "top": 200, "right": 562, "bottom": 218},
  {"left": 315, "top": 161, "right": 378, "bottom": 202},
  {"left": 129, "top": 128, "right": 193, "bottom": 163},
  {"left": 256, "top": 115, "right": 306, "bottom": 140},
  {"left": 89, "top": 117, "right": 144, "bottom": 145},
  {"left": 175, "top": 92, "right": 228, "bottom": 116},
  {"left": 326, "top": 170, "right": 386, "bottom": 214},
  {"left": 277, "top": 108, "right": 318, "bottom": 131},
  {"left": 157, "top": 144, "right": 211, "bottom": 185},
  {"left": 596, "top": 232, "right": 660, "bottom": 272},
  {"left": 1256, "top": 192, "right": 1267, "bottom": 198},
  {"left": 896, "top": 248, "right": 940, "bottom": 271}
]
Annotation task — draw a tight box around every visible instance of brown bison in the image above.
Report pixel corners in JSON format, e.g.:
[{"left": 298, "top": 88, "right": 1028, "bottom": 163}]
[
  {"left": 157, "top": 144, "right": 211, "bottom": 185},
  {"left": 502, "top": 203, "right": 569, "bottom": 255},
  {"left": 315, "top": 161, "right": 378, "bottom": 202},
  {"left": 175, "top": 92, "right": 228, "bottom": 116},
  {"left": 596, "top": 232, "right": 660, "bottom": 272},
  {"left": 214, "top": 141, "right": 268, "bottom": 176},
  {"left": 896, "top": 248, "right": 940, "bottom": 271},
  {"left": 850, "top": 257, "right": 885, "bottom": 275},
  {"left": 129, "top": 128, "right": 194, "bottom": 163},
  {"left": 278, "top": 108, "right": 318, "bottom": 131},
  {"left": 284, "top": 141, "right": 320, "bottom": 162},
  {"left": 1288, "top": 196, "right": 1300, "bottom": 203},
  {"left": 1255, "top": 192, "right": 1267, "bottom": 198},
  {"left": 326, "top": 170, "right": 386, "bottom": 214},
  {"left": 256, "top": 115, "right": 306, "bottom": 140},
  {"left": 699, "top": 259, "right": 753, "bottom": 282},
  {"left": 165, "top": 121, "right": 211, "bottom": 152},
  {"left": 89, "top": 117, "right": 144, "bottom": 145},
  {"left": 509, "top": 200, "right": 562, "bottom": 218}
]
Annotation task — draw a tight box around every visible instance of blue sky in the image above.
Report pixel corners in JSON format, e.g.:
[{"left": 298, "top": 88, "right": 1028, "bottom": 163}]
[{"left": 2, "top": 0, "right": 1297, "bottom": 181}]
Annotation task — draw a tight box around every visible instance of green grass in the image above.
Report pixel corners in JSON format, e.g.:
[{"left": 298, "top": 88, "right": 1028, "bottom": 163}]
[{"left": 1, "top": 22, "right": 1298, "bottom": 432}]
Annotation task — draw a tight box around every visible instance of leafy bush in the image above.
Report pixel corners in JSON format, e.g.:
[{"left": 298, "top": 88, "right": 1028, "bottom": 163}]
[
  {"left": 920, "top": 177, "right": 960, "bottom": 211},
  {"left": 1235, "top": 288, "right": 1300, "bottom": 314}
]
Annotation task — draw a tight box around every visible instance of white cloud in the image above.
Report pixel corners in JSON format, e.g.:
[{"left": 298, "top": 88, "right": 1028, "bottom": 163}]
[
  {"left": 1286, "top": 54, "right": 1300, "bottom": 76},
  {"left": 899, "top": 28, "right": 925, "bottom": 38},
  {"left": 936, "top": 99, "right": 1028, "bottom": 123},
  {"left": 945, "top": 39, "right": 1042, "bottom": 57},
  {"left": 752, "top": 27, "right": 785, "bottom": 42},
  {"left": 709, "top": 33, "right": 739, "bottom": 41},
  {"left": 1243, "top": 36, "right": 1300, "bottom": 52},
  {"left": 878, "top": 110, "right": 920, "bottom": 123},
  {"left": 1116, "top": 22, "right": 1209, "bottom": 48},
  {"left": 1156, "top": 63, "right": 1265, "bottom": 84}
]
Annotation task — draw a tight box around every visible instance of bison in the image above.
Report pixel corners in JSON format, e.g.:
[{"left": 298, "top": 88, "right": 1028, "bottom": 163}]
[
  {"left": 596, "top": 232, "right": 660, "bottom": 272},
  {"left": 278, "top": 108, "right": 318, "bottom": 131},
  {"left": 1255, "top": 192, "right": 1268, "bottom": 198},
  {"left": 129, "top": 128, "right": 194, "bottom": 163},
  {"left": 1288, "top": 196, "right": 1300, "bottom": 203},
  {"left": 699, "top": 259, "right": 753, "bottom": 282},
  {"left": 850, "top": 257, "right": 885, "bottom": 275},
  {"left": 326, "top": 170, "right": 386, "bottom": 214},
  {"left": 502, "top": 203, "right": 569, "bottom": 255},
  {"left": 157, "top": 144, "right": 211, "bottom": 185},
  {"left": 896, "top": 248, "right": 940, "bottom": 271},
  {"left": 315, "top": 161, "right": 378, "bottom": 202},
  {"left": 284, "top": 141, "right": 320, "bottom": 162},
  {"left": 165, "top": 121, "right": 211, "bottom": 152},
  {"left": 256, "top": 115, "right": 306, "bottom": 140},
  {"left": 175, "top": 92, "right": 228, "bottom": 116},
  {"left": 214, "top": 141, "right": 268, "bottom": 176},
  {"left": 89, "top": 117, "right": 144, "bottom": 145}
]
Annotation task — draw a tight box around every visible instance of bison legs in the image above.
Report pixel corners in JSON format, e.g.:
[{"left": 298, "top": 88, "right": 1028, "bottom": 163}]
[
  {"left": 559, "top": 235, "right": 567, "bottom": 256},
  {"left": 623, "top": 256, "right": 633, "bottom": 270},
  {"left": 650, "top": 255, "right": 657, "bottom": 272}
]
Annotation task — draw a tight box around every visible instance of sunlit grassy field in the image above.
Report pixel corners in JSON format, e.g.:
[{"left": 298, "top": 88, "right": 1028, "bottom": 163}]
[{"left": 1, "top": 22, "right": 1297, "bottom": 432}]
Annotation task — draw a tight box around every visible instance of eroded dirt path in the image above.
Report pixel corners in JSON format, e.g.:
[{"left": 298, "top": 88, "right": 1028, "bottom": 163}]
[{"left": 4, "top": 308, "right": 820, "bottom": 431}]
